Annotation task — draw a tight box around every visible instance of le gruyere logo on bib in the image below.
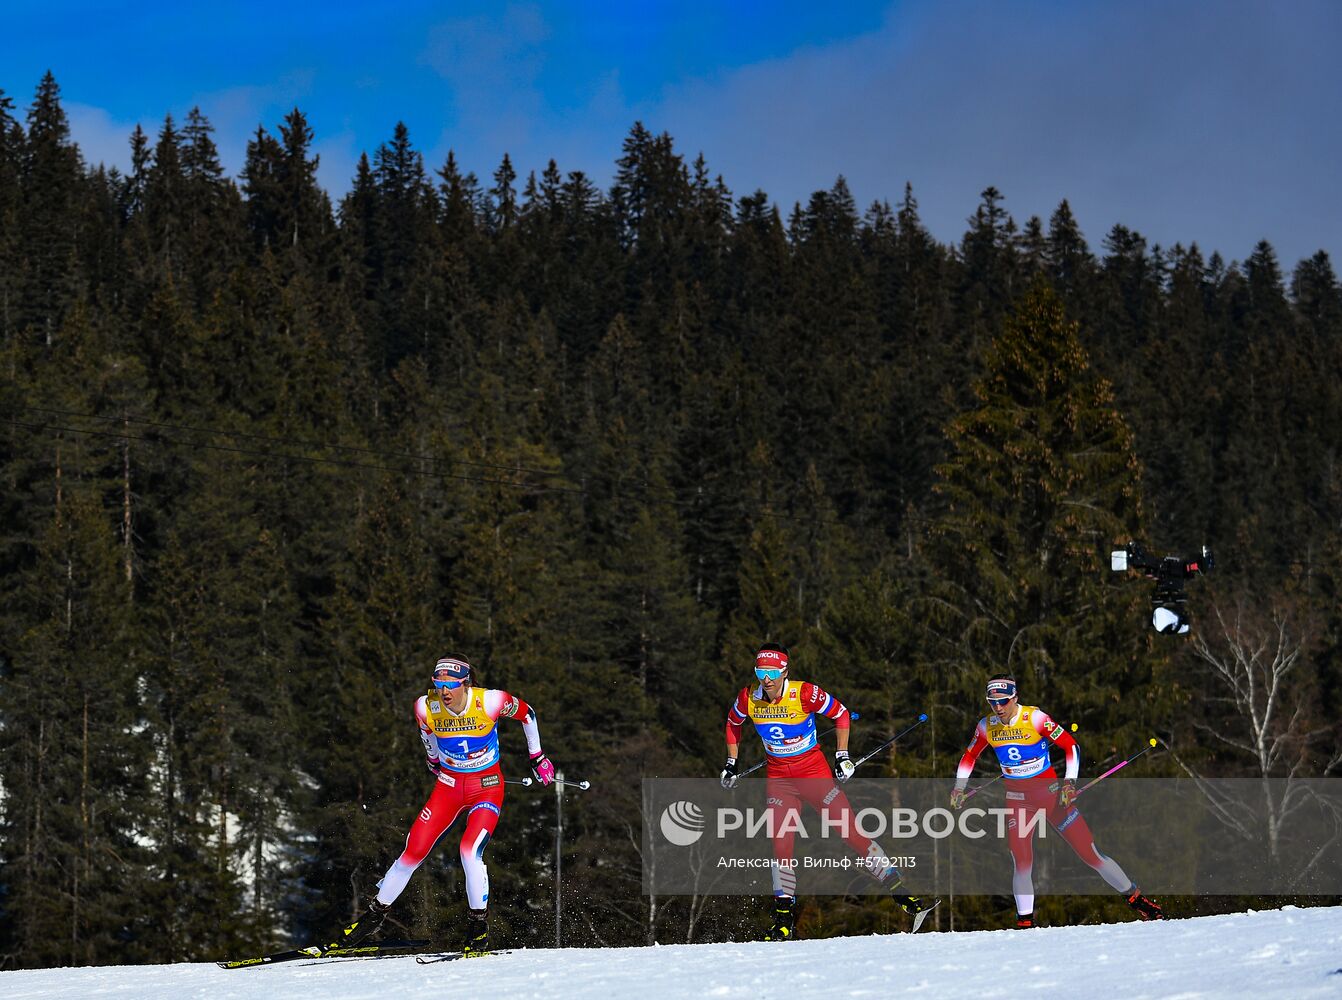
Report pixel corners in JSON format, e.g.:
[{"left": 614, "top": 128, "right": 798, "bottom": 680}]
[{"left": 434, "top": 719, "right": 485, "bottom": 734}]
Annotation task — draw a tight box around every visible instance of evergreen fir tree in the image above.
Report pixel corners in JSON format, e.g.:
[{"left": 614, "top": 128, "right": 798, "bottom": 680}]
[
  {"left": 19, "top": 72, "right": 84, "bottom": 345},
  {"left": 928, "top": 279, "right": 1157, "bottom": 731}
]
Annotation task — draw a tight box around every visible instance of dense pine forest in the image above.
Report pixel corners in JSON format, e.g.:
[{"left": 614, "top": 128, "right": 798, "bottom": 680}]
[{"left": 2, "top": 72, "right": 1340, "bottom": 969}]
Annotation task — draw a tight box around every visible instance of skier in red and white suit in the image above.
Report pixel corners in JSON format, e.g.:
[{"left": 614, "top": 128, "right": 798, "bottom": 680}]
[
  {"left": 950, "top": 673, "right": 1163, "bottom": 927},
  {"left": 721, "top": 643, "right": 935, "bottom": 939},
  {"left": 339, "top": 654, "right": 556, "bottom": 956}
]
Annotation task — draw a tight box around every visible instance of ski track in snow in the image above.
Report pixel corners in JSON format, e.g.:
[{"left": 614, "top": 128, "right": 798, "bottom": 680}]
[{"left": 3, "top": 906, "right": 1341, "bottom": 1000}]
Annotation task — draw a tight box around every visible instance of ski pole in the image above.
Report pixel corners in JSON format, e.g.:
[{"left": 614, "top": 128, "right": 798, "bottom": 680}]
[
  {"left": 851, "top": 713, "right": 929, "bottom": 771},
  {"left": 1075, "top": 738, "right": 1158, "bottom": 799},
  {"left": 508, "top": 776, "right": 593, "bottom": 790},
  {"left": 735, "top": 712, "right": 860, "bottom": 781},
  {"left": 961, "top": 771, "right": 1004, "bottom": 802}
]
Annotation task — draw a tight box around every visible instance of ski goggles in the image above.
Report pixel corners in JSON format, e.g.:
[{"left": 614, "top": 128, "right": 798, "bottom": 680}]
[
  {"left": 985, "top": 679, "right": 1017, "bottom": 705},
  {"left": 754, "top": 648, "right": 789, "bottom": 681}
]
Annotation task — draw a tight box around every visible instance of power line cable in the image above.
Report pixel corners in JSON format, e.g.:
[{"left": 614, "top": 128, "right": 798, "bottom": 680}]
[
  {"left": 8, "top": 417, "right": 588, "bottom": 497},
  {"left": 10, "top": 403, "right": 870, "bottom": 526},
  {"left": 19, "top": 403, "right": 570, "bottom": 481},
  {"left": 6, "top": 414, "right": 855, "bottom": 526}
]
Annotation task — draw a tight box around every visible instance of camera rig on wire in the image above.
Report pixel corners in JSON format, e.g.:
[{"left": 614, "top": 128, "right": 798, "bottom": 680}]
[{"left": 1110, "top": 541, "right": 1214, "bottom": 634}]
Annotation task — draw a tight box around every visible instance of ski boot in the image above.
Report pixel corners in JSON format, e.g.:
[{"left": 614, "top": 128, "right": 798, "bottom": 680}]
[
  {"left": 1126, "top": 888, "right": 1164, "bottom": 920},
  {"left": 461, "top": 907, "right": 491, "bottom": 957},
  {"left": 335, "top": 898, "right": 390, "bottom": 948},
  {"left": 763, "top": 896, "right": 797, "bottom": 941},
  {"left": 887, "top": 877, "right": 941, "bottom": 932},
  {"left": 1016, "top": 913, "right": 1035, "bottom": 929}
]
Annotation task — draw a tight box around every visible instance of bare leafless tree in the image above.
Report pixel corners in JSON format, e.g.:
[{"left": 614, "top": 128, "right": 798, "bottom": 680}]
[{"left": 1167, "top": 598, "right": 1341, "bottom": 874}]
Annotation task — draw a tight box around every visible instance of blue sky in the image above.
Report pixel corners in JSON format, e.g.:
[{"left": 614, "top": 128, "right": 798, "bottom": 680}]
[{"left": 4, "top": 0, "right": 1338, "bottom": 268}]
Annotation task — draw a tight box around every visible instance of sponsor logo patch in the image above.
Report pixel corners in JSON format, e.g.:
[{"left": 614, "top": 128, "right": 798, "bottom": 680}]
[
  {"left": 479, "top": 774, "right": 501, "bottom": 788},
  {"left": 501, "top": 697, "right": 519, "bottom": 718}
]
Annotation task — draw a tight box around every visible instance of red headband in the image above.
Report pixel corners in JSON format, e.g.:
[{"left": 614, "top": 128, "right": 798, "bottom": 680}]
[{"left": 755, "top": 649, "right": 789, "bottom": 671}]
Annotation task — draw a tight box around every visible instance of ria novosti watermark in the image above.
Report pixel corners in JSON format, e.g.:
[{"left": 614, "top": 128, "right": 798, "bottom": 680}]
[
  {"left": 686, "top": 801, "right": 1050, "bottom": 842},
  {"left": 643, "top": 778, "right": 1342, "bottom": 897}
]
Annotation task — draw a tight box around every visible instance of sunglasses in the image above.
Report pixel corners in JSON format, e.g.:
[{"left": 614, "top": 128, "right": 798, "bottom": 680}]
[
  {"left": 755, "top": 666, "right": 785, "bottom": 681},
  {"left": 986, "top": 696, "right": 1014, "bottom": 707},
  {"left": 434, "top": 675, "right": 467, "bottom": 690}
]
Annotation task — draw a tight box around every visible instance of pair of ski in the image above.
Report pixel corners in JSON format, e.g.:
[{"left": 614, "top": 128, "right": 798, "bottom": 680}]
[
  {"left": 417, "top": 949, "right": 512, "bottom": 964},
  {"left": 219, "top": 904, "right": 938, "bottom": 968},
  {"left": 218, "top": 939, "right": 508, "bottom": 969}
]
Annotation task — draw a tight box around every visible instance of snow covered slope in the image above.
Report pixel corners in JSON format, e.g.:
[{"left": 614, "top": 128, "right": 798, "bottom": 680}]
[{"left": 4, "top": 906, "right": 1340, "bottom": 1000}]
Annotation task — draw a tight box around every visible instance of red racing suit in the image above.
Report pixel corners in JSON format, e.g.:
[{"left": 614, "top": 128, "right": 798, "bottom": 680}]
[
  {"left": 955, "top": 705, "right": 1134, "bottom": 912},
  {"left": 726, "top": 680, "right": 893, "bottom": 896},
  {"left": 375, "top": 686, "right": 542, "bottom": 911}
]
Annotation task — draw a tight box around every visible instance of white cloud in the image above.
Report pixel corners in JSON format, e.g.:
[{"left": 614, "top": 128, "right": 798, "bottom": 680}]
[
  {"left": 65, "top": 102, "right": 139, "bottom": 174},
  {"left": 187, "top": 69, "right": 317, "bottom": 177},
  {"left": 314, "top": 128, "right": 359, "bottom": 200},
  {"left": 635, "top": 0, "right": 1341, "bottom": 265},
  {"left": 417, "top": 4, "right": 553, "bottom": 174}
]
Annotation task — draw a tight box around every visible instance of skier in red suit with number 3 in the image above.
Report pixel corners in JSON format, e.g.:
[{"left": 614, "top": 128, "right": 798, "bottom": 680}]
[{"left": 721, "top": 642, "right": 937, "bottom": 939}]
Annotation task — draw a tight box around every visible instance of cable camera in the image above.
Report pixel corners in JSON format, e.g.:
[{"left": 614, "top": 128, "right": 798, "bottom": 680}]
[{"left": 1110, "top": 541, "right": 1213, "bottom": 635}]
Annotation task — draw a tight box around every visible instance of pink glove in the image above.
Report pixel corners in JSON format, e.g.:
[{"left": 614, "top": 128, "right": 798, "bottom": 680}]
[{"left": 530, "top": 752, "right": 556, "bottom": 786}]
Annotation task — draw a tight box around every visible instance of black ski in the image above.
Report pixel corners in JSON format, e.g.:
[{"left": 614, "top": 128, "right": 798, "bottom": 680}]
[
  {"left": 415, "top": 948, "right": 513, "bottom": 965},
  {"left": 218, "top": 938, "right": 431, "bottom": 969}
]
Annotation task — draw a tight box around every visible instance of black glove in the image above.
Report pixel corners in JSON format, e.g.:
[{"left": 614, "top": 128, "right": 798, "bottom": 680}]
[
  {"left": 720, "top": 757, "right": 739, "bottom": 789},
  {"left": 833, "top": 750, "right": 855, "bottom": 783}
]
